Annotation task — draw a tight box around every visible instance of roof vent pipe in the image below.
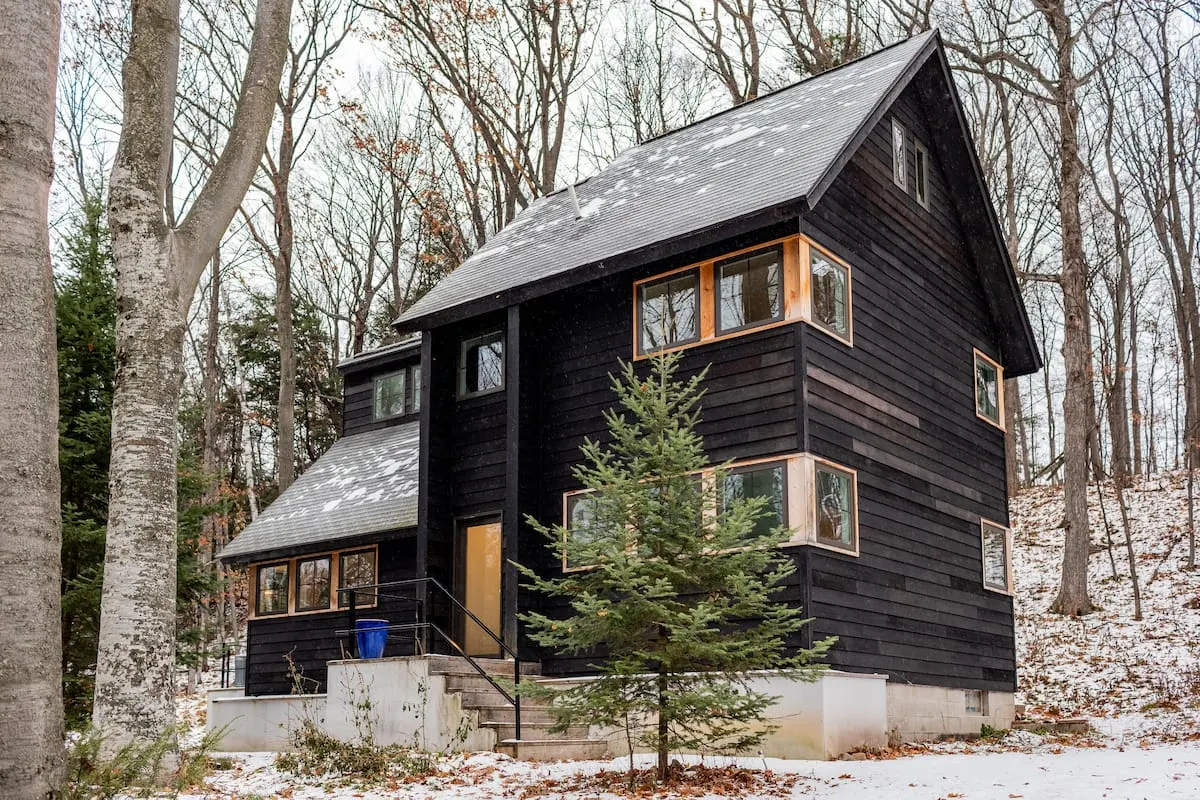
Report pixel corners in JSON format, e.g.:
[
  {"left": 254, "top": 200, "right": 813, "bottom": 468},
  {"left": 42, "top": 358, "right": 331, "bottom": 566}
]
[{"left": 566, "top": 182, "right": 584, "bottom": 220}]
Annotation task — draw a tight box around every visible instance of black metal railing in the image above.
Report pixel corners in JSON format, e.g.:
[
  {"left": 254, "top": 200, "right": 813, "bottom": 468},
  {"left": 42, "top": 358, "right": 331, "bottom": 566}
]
[
  {"left": 335, "top": 577, "right": 522, "bottom": 740},
  {"left": 218, "top": 642, "right": 245, "bottom": 689}
]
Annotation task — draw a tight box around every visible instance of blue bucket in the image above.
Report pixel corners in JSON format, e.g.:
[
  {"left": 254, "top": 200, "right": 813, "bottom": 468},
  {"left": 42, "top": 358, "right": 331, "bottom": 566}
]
[{"left": 354, "top": 619, "right": 388, "bottom": 659}]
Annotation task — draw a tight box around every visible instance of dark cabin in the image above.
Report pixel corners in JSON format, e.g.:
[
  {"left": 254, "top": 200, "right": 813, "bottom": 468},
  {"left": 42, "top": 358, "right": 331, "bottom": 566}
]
[{"left": 219, "top": 31, "right": 1040, "bottom": 736}]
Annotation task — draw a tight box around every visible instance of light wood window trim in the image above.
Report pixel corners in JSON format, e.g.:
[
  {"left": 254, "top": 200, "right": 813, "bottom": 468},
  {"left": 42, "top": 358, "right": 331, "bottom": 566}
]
[
  {"left": 294, "top": 554, "right": 333, "bottom": 612},
  {"left": 337, "top": 548, "right": 381, "bottom": 609},
  {"left": 973, "top": 348, "right": 1006, "bottom": 431},
  {"left": 562, "top": 489, "right": 601, "bottom": 574},
  {"left": 632, "top": 234, "right": 852, "bottom": 359},
  {"left": 801, "top": 456, "right": 860, "bottom": 556},
  {"left": 248, "top": 544, "right": 380, "bottom": 619},
  {"left": 980, "top": 519, "right": 1014, "bottom": 595},
  {"left": 713, "top": 245, "right": 787, "bottom": 335},
  {"left": 892, "top": 118, "right": 907, "bottom": 189}
]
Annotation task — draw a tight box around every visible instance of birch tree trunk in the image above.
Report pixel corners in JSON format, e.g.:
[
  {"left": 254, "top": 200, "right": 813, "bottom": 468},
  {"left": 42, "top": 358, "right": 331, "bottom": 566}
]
[
  {"left": 0, "top": 2, "right": 64, "bottom": 795},
  {"left": 93, "top": 0, "right": 292, "bottom": 757}
]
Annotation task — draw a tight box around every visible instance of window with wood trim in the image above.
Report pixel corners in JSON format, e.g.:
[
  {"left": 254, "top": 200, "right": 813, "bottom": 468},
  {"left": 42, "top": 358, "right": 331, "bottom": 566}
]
[
  {"left": 295, "top": 555, "right": 331, "bottom": 612},
  {"left": 716, "top": 246, "right": 783, "bottom": 334},
  {"left": 720, "top": 461, "right": 787, "bottom": 539},
  {"left": 814, "top": 460, "right": 857, "bottom": 552},
  {"left": 338, "top": 549, "right": 378, "bottom": 607},
  {"left": 914, "top": 140, "right": 930, "bottom": 207},
  {"left": 981, "top": 520, "right": 1012, "bottom": 593},
  {"left": 562, "top": 491, "right": 601, "bottom": 573},
  {"left": 974, "top": 349, "right": 1004, "bottom": 428},
  {"left": 255, "top": 562, "right": 290, "bottom": 616},
  {"left": 892, "top": 119, "right": 907, "bottom": 189},
  {"left": 638, "top": 270, "right": 701, "bottom": 354},
  {"left": 632, "top": 235, "right": 853, "bottom": 357},
  {"left": 459, "top": 331, "right": 504, "bottom": 398}
]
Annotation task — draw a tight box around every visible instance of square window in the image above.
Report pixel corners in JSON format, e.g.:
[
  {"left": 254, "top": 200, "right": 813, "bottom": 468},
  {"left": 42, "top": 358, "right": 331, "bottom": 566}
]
[
  {"left": 974, "top": 350, "right": 1003, "bottom": 427},
  {"left": 639, "top": 270, "right": 700, "bottom": 354},
  {"left": 374, "top": 371, "right": 407, "bottom": 420},
  {"left": 716, "top": 247, "right": 783, "bottom": 333},
  {"left": 810, "top": 249, "right": 850, "bottom": 339},
  {"left": 721, "top": 462, "right": 787, "bottom": 539},
  {"left": 914, "top": 141, "right": 929, "bottom": 207},
  {"left": 965, "top": 689, "right": 988, "bottom": 715},
  {"left": 296, "top": 556, "right": 331, "bottom": 612},
  {"left": 563, "top": 493, "right": 601, "bottom": 572},
  {"left": 339, "top": 549, "right": 378, "bottom": 607},
  {"left": 815, "top": 463, "right": 857, "bottom": 551},
  {"left": 255, "top": 562, "right": 289, "bottom": 615},
  {"left": 892, "top": 119, "right": 907, "bottom": 189},
  {"left": 459, "top": 332, "right": 504, "bottom": 397},
  {"left": 982, "top": 521, "right": 1011, "bottom": 592}
]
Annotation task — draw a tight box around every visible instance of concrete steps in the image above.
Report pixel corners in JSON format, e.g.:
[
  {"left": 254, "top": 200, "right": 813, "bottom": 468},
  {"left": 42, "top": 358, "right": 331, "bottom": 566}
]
[{"left": 433, "top": 655, "right": 609, "bottom": 762}]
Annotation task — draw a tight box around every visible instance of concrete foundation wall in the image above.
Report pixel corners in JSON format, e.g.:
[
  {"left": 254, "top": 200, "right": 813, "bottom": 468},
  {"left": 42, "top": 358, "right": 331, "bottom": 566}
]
[
  {"left": 886, "top": 683, "right": 1015, "bottom": 743},
  {"left": 208, "top": 693, "right": 326, "bottom": 751}
]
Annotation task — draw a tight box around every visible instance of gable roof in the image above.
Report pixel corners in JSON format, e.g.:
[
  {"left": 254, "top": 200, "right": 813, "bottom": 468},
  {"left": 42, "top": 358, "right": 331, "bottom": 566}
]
[
  {"left": 397, "top": 30, "right": 1040, "bottom": 377},
  {"left": 217, "top": 422, "right": 420, "bottom": 564}
]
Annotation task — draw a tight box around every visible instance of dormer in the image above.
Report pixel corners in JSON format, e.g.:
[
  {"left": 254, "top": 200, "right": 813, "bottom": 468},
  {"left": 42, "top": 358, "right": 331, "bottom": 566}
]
[{"left": 337, "top": 336, "right": 422, "bottom": 437}]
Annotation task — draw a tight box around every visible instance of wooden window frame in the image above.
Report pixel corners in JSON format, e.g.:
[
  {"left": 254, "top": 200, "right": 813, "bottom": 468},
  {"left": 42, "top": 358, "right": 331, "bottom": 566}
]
[
  {"left": 891, "top": 118, "right": 907, "bottom": 190},
  {"left": 714, "top": 245, "right": 786, "bottom": 336},
  {"left": 914, "top": 140, "right": 930, "bottom": 208},
  {"left": 373, "top": 370, "right": 408, "bottom": 421},
  {"left": 294, "top": 554, "right": 333, "bottom": 612},
  {"left": 254, "top": 561, "right": 291, "bottom": 617},
  {"left": 247, "top": 544, "right": 379, "bottom": 619},
  {"left": 980, "top": 519, "right": 1013, "bottom": 595},
  {"left": 631, "top": 234, "right": 853, "bottom": 359},
  {"left": 719, "top": 458, "right": 789, "bottom": 536},
  {"left": 805, "top": 456, "right": 860, "bottom": 556},
  {"left": 561, "top": 489, "right": 601, "bottom": 574},
  {"left": 337, "top": 548, "right": 380, "bottom": 609},
  {"left": 458, "top": 331, "right": 505, "bottom": 399},
  {"left": 973, "top": 348, "right": 1006, "bottom": 430}
]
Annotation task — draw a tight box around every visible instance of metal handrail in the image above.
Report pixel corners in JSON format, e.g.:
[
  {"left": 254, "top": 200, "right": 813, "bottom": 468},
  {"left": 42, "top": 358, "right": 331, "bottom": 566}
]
[{"left": 336, "top": 577, "right": 522, "bottom": 739}]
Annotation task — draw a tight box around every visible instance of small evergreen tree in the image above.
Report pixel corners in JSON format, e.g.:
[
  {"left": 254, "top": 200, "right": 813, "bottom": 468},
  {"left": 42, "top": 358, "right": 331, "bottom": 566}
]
[{"left": 519, "top": 353, "right": 833, "bottom": 782}]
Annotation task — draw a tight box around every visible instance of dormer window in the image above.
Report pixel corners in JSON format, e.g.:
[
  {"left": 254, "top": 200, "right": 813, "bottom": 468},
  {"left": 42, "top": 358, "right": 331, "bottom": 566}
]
[
  {"left": 374, "top": 365, "right": 420, "bottom": 419},
  {"left": 891, "top": 119, "right": 907, "bottom": 189},
  {"left": 459, "top": 331, "right": 505, "bottom": 398}
]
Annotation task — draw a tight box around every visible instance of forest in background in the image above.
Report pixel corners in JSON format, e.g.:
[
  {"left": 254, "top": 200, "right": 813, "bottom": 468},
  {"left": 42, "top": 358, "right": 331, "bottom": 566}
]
[{"left": 43, "top": 0, "right": 1199, "bottom": 725}]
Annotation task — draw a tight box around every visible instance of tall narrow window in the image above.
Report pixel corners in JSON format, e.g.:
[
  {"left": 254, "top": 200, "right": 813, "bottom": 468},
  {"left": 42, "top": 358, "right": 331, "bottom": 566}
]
[
  {"left": 815, "top": 462, "right": 857, "bottom": 552},
  {"left": 410, "top": 364, "right": 422, "bottom": 412},
  {"left": 981, "top": 521, "right": 1012, "bottom": 593},
  {"left": 716, "top": 247, "right": 783, "bottom": 333},
  {"left": 459, "top": 331, "right": 504, "bottom": 398},
  {"left": 338, "top": 549, "right": 378, "bottom": 607},
  {"left": 721, "top": 461, "right": 787, "bottom": 539},
  {"left": 914, "top": 141, "right": 929, "bottom": 207},
  {"left": 374, "top": 371, "right": 407, "bottom": 420},
  {"left": 891, "top": 119, "right": 907, "bottom": 189},
  {"left": 255, "top": 562, "right": 290, "bottom": 616},
  {"left": 810, "top": 248, "right": 850, "bottom": 340},
  {"left": 563, "top": 492, "right": 600, "bottom": 572},
  {"left": 974, "top": 349, "right": 1004, "bottom": 428},
  {"left": 295, "top": 555, "right": 331, "bottom": 611},
  {"left": 639, "top": 270, "right": 700, "bottom": 354}
]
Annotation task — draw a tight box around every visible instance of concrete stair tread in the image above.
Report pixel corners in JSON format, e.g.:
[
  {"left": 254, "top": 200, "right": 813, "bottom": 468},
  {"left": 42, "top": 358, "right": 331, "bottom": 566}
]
[
  {"left": 425, "top": 654, "right": 541, "bottom": 677},
  {"left": 494, "top": 738, "right": 609, "bottom": 762}
]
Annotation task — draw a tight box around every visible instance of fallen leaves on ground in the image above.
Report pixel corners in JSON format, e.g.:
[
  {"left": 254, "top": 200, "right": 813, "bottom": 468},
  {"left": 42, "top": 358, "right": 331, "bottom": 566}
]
[{"left": 510, "top": 762, "right": 802, "bottom": 799}]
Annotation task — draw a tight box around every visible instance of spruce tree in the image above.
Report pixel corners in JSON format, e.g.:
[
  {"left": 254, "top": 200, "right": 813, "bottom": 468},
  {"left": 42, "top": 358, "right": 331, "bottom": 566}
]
[{"left": 519, "top": 353, "right": 833, "bottom": 782}]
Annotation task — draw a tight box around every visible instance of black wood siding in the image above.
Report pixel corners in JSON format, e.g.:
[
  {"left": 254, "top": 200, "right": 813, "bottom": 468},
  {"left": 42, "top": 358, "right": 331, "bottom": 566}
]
[
  {"left": 342, "top": 357, "right": 420, "bottom": 438},
  {"left": 244, "top": 536, "right": 419, "bottom": 696},
  {"left": 800, "top": 79, "right": 1015, "bottom": 691}
]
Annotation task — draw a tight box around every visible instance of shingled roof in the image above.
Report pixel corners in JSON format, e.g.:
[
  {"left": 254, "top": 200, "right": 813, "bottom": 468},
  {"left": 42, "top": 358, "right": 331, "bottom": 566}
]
[
  {"left": 398, "top": 31, "right": 938, "bottom": 330},
  {"left": 217, "top": 422, "right": 420, "bottom": 563}
]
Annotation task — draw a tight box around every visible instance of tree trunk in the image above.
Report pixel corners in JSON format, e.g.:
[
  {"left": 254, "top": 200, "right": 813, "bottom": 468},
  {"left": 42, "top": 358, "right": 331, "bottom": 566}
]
[
  {"left": 1046, "top": 1, "right": 1095, "bottom": 616},
  {"left": 0, "top": 2, "right": 65, "bottom": 795},
  {"left": 202, "top": 254, "right": 223, "bottom": 653},
  {"left": 656, "top": 670, "right": 669, "bottom": 782}
]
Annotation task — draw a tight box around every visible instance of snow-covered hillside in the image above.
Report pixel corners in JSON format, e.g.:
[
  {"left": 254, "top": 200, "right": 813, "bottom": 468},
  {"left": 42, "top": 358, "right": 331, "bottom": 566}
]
[{"left": 1012, "top": 472, "right": 1200, "bottom": 728}]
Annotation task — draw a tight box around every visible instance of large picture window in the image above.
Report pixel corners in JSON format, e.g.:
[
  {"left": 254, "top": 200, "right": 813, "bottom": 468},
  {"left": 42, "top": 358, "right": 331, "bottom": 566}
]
[
  {"left": 339, "top": 549, "right": 378, "bottom": 607},
  {"left": 459, "top": 332, "right": 504, "bottom": 398},
  {"left": 295, "top": 555, "right": 331, "bottom": 612},
  {"left": 814, "top": 461, "right": 857, "bottom": 552},
  {"left": 716, "top": 247, "right": 783, "bottom": 333},
  {"left": 981, "top": 520, "right": 1012, "bottom": 593},
  {"left": 974, "top": 349, "right": 1004, "bottom": 429},
  {"left": 639, "top": 270, "right": 700, "bottom": 354},
  {"left": 255, "top": 562, "right": 290, "bottom": 616},
  {"left": 721, "top": 461, "right": 786, "bottom": 538},
  {"left": 810, "top": 247, "right": 850, "bottom": 341}
]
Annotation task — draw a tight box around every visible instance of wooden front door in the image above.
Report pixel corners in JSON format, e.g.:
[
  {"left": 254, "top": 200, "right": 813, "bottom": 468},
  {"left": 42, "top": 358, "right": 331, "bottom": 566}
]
[{"left": 457, "top": 519, "right": 502, "bottom": 657}]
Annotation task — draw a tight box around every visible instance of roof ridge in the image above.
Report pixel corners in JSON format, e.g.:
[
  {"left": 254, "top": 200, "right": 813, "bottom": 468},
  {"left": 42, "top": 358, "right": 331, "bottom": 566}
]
[{"left": 639, "top": 29, "right": 938, "bottom": 147}]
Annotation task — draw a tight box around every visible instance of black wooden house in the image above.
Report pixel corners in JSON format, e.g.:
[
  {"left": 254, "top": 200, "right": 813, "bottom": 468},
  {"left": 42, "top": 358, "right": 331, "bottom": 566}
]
[{"left": 219, "top": 30, "right": 1040, "bottom": 740}]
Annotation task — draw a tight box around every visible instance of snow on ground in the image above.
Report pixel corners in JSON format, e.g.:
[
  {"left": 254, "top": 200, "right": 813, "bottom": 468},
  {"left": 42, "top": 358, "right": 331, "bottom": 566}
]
[{"left": 163, "top": 476, "right": 1200, "bottom": 798}]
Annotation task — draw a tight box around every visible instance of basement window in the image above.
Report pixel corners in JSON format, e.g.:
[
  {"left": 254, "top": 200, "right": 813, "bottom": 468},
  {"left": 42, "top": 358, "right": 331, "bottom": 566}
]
[
  {"left": 965, "top": 689, "right": 988, "bottom": 715},
  {"left": 295, "top": 555, "right": 331, "bottom": 612},
  {"left": 459, "top": 331, "right": 505, "bottom": 398},
  {"left": 716, "top": 247, "right": 783, "bottom": 334},
  {"left": 815, "top": 460, "right": 857, "bottom": 552},
  {"left": 255, "top": 562, "right": 290, "bottom": 616},
  {"left": 981, "top": 520, "right": 1012, "bottom": 593},
  {"left": 914, "top": 140, "right": 930, "bottom": 207},
  {"left": 974, "top": 349, "right": 1004, "bottom": 429},
  {"left": 638, "top": 270, "right": 700, "bottom": 354},
  {"left": 892, "top": 119, "right": 907, "bottom": 189}
]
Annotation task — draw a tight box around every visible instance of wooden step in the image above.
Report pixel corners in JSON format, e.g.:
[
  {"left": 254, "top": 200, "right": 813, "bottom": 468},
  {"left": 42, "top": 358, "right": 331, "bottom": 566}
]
[
  {"left": 494, "top": 738, "right": 609, "bottom": 762},
  {"left": 482, "top": 721, "right": 589, "bottom": 741}
]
